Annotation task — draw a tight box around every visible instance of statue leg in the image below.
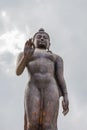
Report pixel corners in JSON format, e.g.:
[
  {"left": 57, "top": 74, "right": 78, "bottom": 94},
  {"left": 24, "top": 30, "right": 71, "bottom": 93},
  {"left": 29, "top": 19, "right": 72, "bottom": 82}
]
[
  {"left": 24, "top": 110, "right": 28, "bottom": 130},
  {"left": 42, "top": 84, "right": 59, "bottom": 130},
  {"left": 24, "top": 82, "right": 40, "bottom": 130}
]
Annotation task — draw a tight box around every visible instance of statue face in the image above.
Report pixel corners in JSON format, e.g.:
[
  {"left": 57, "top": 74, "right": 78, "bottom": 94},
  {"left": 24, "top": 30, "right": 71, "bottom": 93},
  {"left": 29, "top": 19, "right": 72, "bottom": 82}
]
[{"left": 34, "top": 32, "right": 50, "bottom": 49}]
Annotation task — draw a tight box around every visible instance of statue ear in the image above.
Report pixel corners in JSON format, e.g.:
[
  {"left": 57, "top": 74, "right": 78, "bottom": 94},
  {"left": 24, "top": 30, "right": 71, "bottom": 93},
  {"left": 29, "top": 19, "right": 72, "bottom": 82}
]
[
  {"left": 48, "top": 42, "right": 51, "bottom": 47},
  {"left": 47, "top": 42, "right": 50, "bottom": 50}
]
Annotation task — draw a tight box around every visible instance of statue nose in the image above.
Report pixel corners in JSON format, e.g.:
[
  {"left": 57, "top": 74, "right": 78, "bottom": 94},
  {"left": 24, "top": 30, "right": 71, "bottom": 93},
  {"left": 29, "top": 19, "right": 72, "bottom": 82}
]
[{"left": 41, "top": 38, "right": 44, "bottom": 41}]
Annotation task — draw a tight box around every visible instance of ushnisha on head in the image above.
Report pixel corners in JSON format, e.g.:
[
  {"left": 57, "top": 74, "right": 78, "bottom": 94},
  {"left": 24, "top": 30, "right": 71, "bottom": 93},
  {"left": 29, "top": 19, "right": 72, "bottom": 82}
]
[{"left": 33, "top": 28, "right": 50, "bottom": 50}]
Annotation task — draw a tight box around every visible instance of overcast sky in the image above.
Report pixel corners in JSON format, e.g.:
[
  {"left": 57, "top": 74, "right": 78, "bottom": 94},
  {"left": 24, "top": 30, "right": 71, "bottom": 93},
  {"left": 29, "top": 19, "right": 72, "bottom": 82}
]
[{"left": 0, "top": 0, "right": 87, "bottom": 130}]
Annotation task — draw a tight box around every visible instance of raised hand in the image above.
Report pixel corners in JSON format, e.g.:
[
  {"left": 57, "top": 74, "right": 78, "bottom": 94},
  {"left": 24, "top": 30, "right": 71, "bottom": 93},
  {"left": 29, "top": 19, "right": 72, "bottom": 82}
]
[{"left": 24, "top": 38, "right": 35, "bottom": 59}]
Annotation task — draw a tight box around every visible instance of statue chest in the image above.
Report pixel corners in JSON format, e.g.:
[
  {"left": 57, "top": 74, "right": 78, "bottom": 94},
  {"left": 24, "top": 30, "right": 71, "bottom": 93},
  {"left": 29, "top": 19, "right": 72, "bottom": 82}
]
[{"left": 27, "top": 50, "right": 55, "bottom": 74}]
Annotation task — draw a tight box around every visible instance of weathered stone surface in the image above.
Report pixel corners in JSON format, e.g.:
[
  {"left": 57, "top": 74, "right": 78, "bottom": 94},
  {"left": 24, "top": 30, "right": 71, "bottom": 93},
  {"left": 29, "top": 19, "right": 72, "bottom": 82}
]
[{"left": 16, "top": 28, "right": 69, "bottom": 130}]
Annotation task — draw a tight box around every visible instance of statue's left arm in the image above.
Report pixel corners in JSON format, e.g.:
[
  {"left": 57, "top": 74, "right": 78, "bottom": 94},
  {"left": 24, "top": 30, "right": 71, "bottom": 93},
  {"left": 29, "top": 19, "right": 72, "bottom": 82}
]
[{"left": 55, "top": 56, "right": 69, "bottom": 115}]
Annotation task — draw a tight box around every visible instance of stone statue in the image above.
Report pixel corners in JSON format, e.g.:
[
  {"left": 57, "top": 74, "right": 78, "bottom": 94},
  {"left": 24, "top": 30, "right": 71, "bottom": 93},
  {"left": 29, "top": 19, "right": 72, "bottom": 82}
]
[{"left": 16, "top": 28, "right": 69, "bottom": 130}]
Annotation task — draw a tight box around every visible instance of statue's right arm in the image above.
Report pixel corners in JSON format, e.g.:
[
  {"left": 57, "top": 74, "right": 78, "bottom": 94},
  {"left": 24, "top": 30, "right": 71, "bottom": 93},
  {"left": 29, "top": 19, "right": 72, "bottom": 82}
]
[
  {"left": 16, "top": 39, "right": 35, "bottom": 76},
  {"left": 16, "top": 52, "right": 28, "bottom": 76}
]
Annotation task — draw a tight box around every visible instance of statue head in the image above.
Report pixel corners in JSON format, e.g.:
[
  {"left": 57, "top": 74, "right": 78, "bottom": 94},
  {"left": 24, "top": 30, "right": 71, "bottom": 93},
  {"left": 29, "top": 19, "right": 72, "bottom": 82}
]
[{"left": 33, "top": 28, "right": 50, "bottom": 50}]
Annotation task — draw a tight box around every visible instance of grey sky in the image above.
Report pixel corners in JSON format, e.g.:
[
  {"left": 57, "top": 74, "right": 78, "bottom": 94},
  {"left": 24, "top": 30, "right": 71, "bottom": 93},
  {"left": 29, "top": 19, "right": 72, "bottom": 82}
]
[{"left": 0, "top": 0, "right": 87, "bottom": 130}]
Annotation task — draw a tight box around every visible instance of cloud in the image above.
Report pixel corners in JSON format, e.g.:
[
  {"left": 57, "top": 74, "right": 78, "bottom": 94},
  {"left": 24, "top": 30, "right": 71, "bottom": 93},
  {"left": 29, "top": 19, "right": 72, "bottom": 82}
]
[
  {"left": 0, "top": 25, "right": 28, "bottom": 74},
  {"left": 0, "top": 28, "right": 26, "bottom": 54},
  {"left": 0, "top": 10, "right": 29, "bottom": 75}
]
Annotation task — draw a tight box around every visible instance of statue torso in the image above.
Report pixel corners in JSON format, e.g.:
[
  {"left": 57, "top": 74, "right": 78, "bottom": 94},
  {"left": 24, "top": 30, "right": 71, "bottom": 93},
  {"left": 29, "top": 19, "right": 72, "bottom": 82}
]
[
  {"left": 25, "top": 49, "right": 62, "bottom": 96},
  {"left": 27, "top": 49, "right": 55, "bottom": 73},
  {"left": 26, "top": 49, "right": 56, "bottom": 84}
]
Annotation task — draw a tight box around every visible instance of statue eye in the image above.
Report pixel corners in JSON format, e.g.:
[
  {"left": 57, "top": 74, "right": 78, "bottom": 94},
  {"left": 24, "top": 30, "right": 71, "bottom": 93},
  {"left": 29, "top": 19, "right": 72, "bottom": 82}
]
[
  {"left": 43, "top": 36, "right": 48, "bottom": 39},
  {"left": 37, "top": 35, "right": 42, "bottom": 39}
]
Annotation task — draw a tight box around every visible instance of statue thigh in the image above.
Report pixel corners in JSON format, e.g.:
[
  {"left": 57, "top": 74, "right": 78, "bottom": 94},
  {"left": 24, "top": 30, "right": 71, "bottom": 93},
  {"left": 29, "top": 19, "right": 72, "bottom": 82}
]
[
  {"left": 43, "top": 84, "right": 59, "bottom": 130},
  {"left": 24, "top": 83, "right": 40, "bottom": 129}
]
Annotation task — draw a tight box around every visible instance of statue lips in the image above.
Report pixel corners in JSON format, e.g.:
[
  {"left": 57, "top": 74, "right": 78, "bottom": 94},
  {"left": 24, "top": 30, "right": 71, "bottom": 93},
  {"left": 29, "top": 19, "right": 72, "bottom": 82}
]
[{"left": 38, "top": 42, "right": 47, "bottom": 49}]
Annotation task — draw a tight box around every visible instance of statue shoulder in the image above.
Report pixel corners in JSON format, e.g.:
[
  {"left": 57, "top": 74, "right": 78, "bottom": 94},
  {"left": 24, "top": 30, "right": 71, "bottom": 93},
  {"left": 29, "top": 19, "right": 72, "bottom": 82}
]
[
  {"left": 52, "top": 53, "right": 63, "bottom": 63},
  {"left": 56, "top": 54, "right": 63, "bottom": 61}
]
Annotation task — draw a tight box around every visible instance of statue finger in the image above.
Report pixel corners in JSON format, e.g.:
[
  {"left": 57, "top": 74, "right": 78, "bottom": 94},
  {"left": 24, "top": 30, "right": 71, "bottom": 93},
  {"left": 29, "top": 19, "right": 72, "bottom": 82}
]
[
  {"left": 28, "top": 38, "right": 33, "bottom": 46},
  {"left": 25, "top": 41, "right": 29, "bottom": 46},
  {"left": 62, "top": 108, "right": 69, "bottom": 116}
]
